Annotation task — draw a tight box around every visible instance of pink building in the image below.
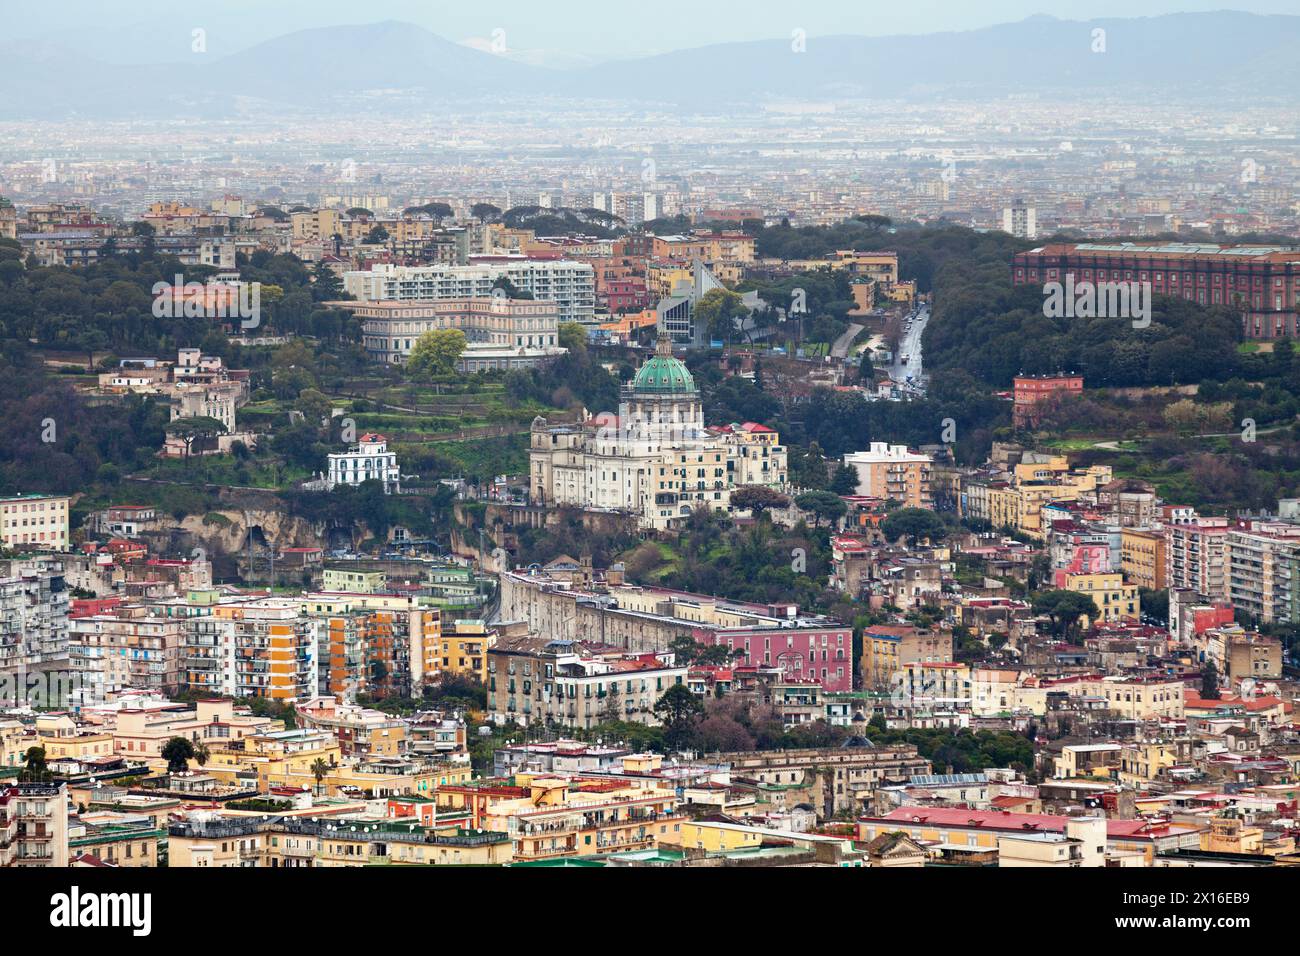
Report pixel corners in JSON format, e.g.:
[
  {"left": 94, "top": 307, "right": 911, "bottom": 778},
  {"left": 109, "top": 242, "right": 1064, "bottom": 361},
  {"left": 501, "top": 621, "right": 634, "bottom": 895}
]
[{"left": 697, "top": 624, "right": 853, "bottom": 692}]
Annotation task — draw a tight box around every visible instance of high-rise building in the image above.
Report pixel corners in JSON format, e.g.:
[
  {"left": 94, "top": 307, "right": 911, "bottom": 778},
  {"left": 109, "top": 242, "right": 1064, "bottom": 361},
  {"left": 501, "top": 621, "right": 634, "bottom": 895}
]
[
  {"left": 842, "top": 444, "right": 934, "bottom": 509},
  {"left": 0, "top": 559, "right": 70, "bottom": 682},
  {"left": 1226, "top": 520, "right": 1300, "bottom": 625},
  {"left": 1002, "top": 201, "right": 1037, "bottom": 239},
  {"left": 1165, "top": 516, "right": 1230, "bottom": 602}
]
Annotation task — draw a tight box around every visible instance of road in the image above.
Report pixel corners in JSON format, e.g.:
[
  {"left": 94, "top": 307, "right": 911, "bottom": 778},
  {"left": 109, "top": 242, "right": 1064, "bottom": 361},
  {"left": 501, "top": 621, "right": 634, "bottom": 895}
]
[
  {"left": 889, "top": 302, "right": 930, "bottom": 394},
  {"left": 831, "top": 322, "right": 864, "bottom": 359}
]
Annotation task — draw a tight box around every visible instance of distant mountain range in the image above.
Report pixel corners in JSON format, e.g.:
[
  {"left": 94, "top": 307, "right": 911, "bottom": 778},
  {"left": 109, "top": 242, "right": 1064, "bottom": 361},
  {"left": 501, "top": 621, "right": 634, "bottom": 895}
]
[{"left": 2, "top": 12, "right": 1297, "bottom": 119}]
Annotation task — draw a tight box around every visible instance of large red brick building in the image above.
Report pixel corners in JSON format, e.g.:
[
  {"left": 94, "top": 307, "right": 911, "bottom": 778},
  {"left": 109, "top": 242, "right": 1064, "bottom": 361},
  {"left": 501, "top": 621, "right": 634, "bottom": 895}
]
[
  {"left": 1012, "top": 242, "right": 1300, "bottom": 340},
  {"left": 1013, "top": 374, "right": 1083, "bottom": 427}
]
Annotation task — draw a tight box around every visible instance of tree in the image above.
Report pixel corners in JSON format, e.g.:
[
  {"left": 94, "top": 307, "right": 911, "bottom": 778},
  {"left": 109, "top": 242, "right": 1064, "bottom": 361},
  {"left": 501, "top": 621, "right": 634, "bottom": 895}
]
[
  {"left": 161, "top": 736, "right": 196, "bottom": 774},
  {"left": 193, "top": 741, "right": 211, "bottom": 767},
  {"left": 670, "top": 634, "right": 741, "bottom": 667},
  {"left": 471, "top": 203, "right": 502, "bottom": 221},
  {"left": 729, "top": 485, "right": 790, "bottom": 518},
  {"left": 794, "top": 490, "right": 847, "bottom": 528},
  {"left": 165, "top": 416, "right": 228, "bottom": 464},
  {"left": 695, "top": 288, "right": 750, "bottom": 344},
  {"left": 311, "top": 260, "right": 345, "bottom": 301},
  {"left": 491, "top": 276, "right": 533, "bottom": 300},
  {"left": 653, "top": 683, "right": 704, "bottom": 749},
  {"left": 19, "top": 746, "right": 48, "bottom": 782},
  {"left": 310, "top": 757, "right": 331, "bottom": 796},
  {"left": 557, "top": 322, "right": 588, "bottom": 354},
  {"left": 1030, "top": 590, "right": 1100, "bottom": 641},
  {"left": 366, "top": 225, "right": 389, "bottom": 244},
  {"left": 407, "top": 328, "right": 467, "bottom": 380},
  {"left": 295, "top": 388, "right": 331, "bottom": 428},
  {"left": 881, "top": 508, "right": 948, "bottom": 546},
  {"left": 830, "top": 463, "right": 860, "bottom": 495},
  {"left": 1200, "top": 660, "right": 1221, "bottom": 700}
]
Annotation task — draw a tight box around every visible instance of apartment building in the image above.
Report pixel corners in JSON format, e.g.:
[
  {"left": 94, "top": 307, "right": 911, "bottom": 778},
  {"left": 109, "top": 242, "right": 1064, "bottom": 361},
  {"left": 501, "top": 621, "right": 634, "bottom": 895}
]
[
  {"left": 0, "top": 494, "right": 70, "bottom": 551},
  {"left": 1120, "top": 527, "right": 1168, "bottom": 591},
  {"left": 0, "top": 783, "right": 69, "bottom": 867},
  {"left": 295, "top": 697, "right": 408, "bottom": 758},
  {"left": 1078, "top": 676, "right": 1185, "bottom": 720},
  {"left": 898, "top": 661, "right": 972, "bottom": 707},
  {"left": 481, "top": 776, "right": 685, "bottom": 861},
  {"left": 112, "top": 698, "right": 284, "bottom": 759},
  {"left": 843, "top": 443, "right": 933, "bottom": 510},
  {"left": 1001, "top": 201, "right": 1038, "bottom": 240},
  {"left": 859, "top": 807, "right": 1202, "bottom": 865},
  {"left": 1055, "top": 570, "right": 1139, "bottom": 625},
  {"left": 70, "top": 614, "right": 184, "bottom": 702},
  {"left": 343, "top": 259, "right": 595, "bottom": 325},
  {"left": 1226, "top": 520, "right": 1300, "bottom": 625},
  {"left": 0, "top": 559, "right": 71, "bottom": 676},
  {"left": 999, "top": 819, "right": 1109, "bottom": 869},
  {"left": 169, "top": 814, "right": 511, "bottom": 867},
  {"left": 436, "top": 619, "right": 493, "bottom": 683},
  {"left": 1166, "top": 516, "right": 1230, "bottom": 601},
  {"left": 861, "top": 625, "right": 953, "bottom": 691},
  {"left": 487, "top": 635, "right": 687, "bottom": 730},
  {"left": 184, "top": 601, "right": 317, "bottom": 701}
]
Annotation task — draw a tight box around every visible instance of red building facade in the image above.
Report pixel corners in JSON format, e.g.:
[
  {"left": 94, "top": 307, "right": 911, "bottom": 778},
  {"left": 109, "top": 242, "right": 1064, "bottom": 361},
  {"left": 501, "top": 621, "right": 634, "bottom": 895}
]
[
  {"left": 1013, "top": 374, "right": 1084, "bottom": 427},
  {"left": 1012, "top": 242, "right": 1300, "bottom": 340}
]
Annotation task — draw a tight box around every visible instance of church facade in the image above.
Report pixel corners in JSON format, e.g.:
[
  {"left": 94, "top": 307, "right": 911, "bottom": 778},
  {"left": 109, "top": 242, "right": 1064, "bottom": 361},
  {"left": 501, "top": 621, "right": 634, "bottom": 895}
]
[{"left": 529, "top": 337, "right": 787, "bottom": 529}]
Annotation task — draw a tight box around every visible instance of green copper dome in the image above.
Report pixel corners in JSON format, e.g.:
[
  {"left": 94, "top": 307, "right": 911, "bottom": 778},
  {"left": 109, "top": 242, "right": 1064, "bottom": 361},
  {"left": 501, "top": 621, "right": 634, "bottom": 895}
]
[{"left": 633, "top": 354, "right": 695, "bottom": 394}]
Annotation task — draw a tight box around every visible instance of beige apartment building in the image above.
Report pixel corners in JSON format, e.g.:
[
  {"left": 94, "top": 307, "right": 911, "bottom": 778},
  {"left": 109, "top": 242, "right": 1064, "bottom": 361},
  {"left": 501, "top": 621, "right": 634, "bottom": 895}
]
[
  {"left": 487, "top": 634, "right": 686, "bottom": 730},
  {"left": 0, "top": 494, "right": 70, "bottom": 551},
  {"left": 0, "top": 782, "right": 69, "bottom": 867},
  {"left": 843, "top": 443, "right": 933, "bottom": 510}
]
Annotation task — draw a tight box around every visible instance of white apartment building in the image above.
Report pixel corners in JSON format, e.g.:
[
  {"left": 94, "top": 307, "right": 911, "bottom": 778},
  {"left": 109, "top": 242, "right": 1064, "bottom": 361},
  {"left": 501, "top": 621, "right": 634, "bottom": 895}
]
[
  {"left": 325, "top": 434, "right": 401, "bottom": 492},
  {"left": 0, "top": 559, "right": 70, "bottom": 676},
  {"left": 1002, "top": 202, "right": 1037, "bottom": 239},
  {"left": 343, "top": 259, "right": 596, "bottom": 325}
]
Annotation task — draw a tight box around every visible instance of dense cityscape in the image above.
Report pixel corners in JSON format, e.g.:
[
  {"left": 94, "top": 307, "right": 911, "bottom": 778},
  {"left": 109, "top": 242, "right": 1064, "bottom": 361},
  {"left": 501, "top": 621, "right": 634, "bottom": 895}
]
[{"left": 2, "top": 0, "right": 1298, "bottom": 932}]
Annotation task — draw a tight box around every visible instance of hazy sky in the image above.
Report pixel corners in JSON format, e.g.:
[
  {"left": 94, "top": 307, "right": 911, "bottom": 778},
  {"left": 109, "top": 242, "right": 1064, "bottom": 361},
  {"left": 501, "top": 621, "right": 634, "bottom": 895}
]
[{"left": 8, "top": 0, "right": 1296, "bottom": 62}]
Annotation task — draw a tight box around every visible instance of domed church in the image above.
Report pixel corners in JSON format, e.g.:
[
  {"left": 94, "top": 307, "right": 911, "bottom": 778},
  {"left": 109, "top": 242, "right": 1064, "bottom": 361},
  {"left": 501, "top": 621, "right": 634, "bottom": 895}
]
[{"left": 529, "top": 332, "right": 787, "bottom": 529}]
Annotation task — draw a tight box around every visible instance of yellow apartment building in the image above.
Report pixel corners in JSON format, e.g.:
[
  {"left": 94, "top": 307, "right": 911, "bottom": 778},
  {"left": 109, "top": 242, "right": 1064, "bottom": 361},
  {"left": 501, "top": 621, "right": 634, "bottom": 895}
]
[
  {"left": 480, "top": 775, "right": 685, "bottom": 861},
  {"left": 1057, "top": 570, "right": 1139, "bottom": 624},
  {"left": 663, "top": 820, "right": 764, "bottom": 853},
  {"left": 1121, "top": 528, "right": 1167, "bottom": 591},
  {"left": 1119, "top": 741, "right": 1178, "bottom": 786},
  {"left": 437, "top": 619, "right": 494, "bottom": 683}
]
